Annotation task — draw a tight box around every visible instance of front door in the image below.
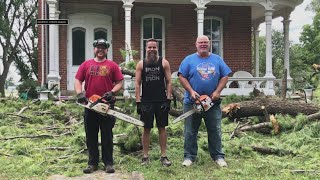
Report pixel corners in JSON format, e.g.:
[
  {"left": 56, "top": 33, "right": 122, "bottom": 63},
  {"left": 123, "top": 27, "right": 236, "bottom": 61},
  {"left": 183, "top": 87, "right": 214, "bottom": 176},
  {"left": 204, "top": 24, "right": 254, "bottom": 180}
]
[{"left": 67, "top": 13, "right": 112, "bottom": 90}]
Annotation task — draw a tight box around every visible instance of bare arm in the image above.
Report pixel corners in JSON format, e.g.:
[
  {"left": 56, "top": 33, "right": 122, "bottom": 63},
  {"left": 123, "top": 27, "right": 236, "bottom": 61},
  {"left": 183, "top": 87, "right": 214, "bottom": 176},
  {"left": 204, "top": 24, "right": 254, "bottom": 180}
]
[
  {"left": 135, "top": 61, "right": 143, "bottom": 102},
  {"left": 112, "top": 80, "right": 123, "bottom": 94},
  {"left": 163, "top": 58, "right": 172, "bottom": 99},
  {"left": 74, "top": 79, "right": 83, "bottom": 94},
  {"left": 178, "top": 74, "right": 199, "bottom": 100},
  {"left": 211, "top": 76, "right": 228, "bottom": 101}
]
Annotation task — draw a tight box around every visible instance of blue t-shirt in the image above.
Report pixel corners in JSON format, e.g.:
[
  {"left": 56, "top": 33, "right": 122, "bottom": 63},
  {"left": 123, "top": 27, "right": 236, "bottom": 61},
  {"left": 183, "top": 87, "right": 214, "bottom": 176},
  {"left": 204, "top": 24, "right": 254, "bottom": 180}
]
[{"left": 178, "top": 53, "right": 232, "bottom": 104}]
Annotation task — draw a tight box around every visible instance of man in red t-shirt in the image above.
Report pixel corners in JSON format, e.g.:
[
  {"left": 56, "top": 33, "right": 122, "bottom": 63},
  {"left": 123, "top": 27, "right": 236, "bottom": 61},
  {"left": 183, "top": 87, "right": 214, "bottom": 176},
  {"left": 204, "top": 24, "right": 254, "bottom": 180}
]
[{"left": 75, "top": 38, "right": 124, "bottom": 174}]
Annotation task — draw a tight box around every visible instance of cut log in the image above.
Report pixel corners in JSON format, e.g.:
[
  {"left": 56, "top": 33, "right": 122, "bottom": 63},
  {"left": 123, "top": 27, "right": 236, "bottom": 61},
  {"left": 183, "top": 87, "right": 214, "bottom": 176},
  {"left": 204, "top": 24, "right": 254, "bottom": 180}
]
[
  {"left": 307, "top": 112, "right": 320, "bottom": 121},
  {"left": 222, "top": 97, "right": 319, "bottom": 119}
]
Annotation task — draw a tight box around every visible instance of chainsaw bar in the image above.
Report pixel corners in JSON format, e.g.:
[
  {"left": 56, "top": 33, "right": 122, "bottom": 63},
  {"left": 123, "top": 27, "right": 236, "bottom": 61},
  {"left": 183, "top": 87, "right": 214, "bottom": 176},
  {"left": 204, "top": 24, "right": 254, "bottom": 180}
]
[
  {"left": 172, "top": 109, "right": 196, "bottom": 124},
  {"left": 78, "top": 102, "right": 144, "bottom": 127}
]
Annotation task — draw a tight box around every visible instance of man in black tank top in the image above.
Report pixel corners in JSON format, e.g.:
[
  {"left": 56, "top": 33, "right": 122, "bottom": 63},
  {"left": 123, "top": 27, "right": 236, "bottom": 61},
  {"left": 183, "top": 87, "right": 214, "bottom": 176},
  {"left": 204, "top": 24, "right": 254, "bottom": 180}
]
[{"left": 135, "top": 38, "right": 172, "bottom": 166}]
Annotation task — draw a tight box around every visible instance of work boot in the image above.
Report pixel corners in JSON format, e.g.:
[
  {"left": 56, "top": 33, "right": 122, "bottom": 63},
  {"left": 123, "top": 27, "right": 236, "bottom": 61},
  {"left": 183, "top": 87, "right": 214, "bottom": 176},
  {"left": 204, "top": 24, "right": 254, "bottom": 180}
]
[
  {"left": 105, "top": 165, "right": 115, "bottom": 173},
  {"left": 141, "top": 157, "right": 150, "bottom": 166},
  {"left": 83, "top": 165, "right": 98, "bottom": 174},
  {"left": 160, "top": 156, "right": 172, "bottom": 167}
]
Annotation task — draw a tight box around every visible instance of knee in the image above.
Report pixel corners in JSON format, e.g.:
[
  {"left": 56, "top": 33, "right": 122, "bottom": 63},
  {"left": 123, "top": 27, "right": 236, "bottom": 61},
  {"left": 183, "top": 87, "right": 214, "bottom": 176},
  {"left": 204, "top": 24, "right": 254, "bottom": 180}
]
[{"left": 143, "top": 128, "right": 151, "bottom": 135}]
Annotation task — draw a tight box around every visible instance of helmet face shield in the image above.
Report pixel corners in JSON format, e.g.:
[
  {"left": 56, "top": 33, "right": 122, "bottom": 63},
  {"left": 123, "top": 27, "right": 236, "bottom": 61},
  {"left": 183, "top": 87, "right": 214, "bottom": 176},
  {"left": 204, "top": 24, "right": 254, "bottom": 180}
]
[{"left": 93, "top": 38, "right": 110, "bottom": 49}]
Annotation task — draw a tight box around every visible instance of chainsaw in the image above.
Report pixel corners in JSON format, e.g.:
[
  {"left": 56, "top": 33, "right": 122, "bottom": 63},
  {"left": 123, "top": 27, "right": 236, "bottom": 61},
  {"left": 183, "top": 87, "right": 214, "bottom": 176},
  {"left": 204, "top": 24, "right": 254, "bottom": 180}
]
[
  {"left": 77, "top": 94, "right": 144, "bottom": 127},
  {"left": 172, "top": 95, "right": 215, "bottom": 124}
]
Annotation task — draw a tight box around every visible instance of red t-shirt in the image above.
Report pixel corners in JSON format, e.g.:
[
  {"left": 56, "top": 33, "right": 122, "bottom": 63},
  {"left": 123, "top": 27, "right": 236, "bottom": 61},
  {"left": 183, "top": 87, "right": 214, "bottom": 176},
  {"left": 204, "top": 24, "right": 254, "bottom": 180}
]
[{"left": 75, "top": 59, "right": 124, "bottom": 98}]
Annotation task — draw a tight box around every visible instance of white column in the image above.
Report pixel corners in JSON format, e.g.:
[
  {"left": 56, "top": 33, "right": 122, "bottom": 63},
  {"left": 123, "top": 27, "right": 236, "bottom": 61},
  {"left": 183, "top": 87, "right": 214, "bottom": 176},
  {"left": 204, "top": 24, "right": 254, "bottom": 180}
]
[
  {"left": 122, "top": 0, "right": 134, "bottom": 64},
  {"left": 191, "top": 0, "right": 210, "bottom": 36},
  {"left": 264, "top": 9, "right": 275, "bottom": 95},
  {"left": 253, "top": 24, "right": 260, "bottom": 77},
  {"left": 122, "top": 0, "right": 135, "bottom": 98},
  {"left": 283, "top": 17, "right": 291, "bottom": 80},
  {"left": 47, "top": 0, "right": 61, "bottom": 89},
  {"left": 195, "top": 7, "right": 207, "bottom": 36},
  {"left": 264, "top": 10, "right": 274, "bottom": 78}
]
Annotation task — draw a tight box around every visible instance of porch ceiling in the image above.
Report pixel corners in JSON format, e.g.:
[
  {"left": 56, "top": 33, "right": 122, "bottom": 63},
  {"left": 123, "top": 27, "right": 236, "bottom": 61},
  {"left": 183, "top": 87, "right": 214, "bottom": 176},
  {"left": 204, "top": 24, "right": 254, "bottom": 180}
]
[{"left": 98, "top": 0, "right": 304, "bottom": 24}]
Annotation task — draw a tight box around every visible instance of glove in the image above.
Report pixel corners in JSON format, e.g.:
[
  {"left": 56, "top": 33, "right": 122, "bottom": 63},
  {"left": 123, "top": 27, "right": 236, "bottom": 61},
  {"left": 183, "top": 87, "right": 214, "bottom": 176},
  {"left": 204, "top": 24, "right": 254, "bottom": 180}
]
[
  {"left": 103, "top": 91, "right": 116, "bottom": 104},
  {"left": 76, "top": 92, "right": 88, "bottom": 104},
  {"left": 161, "top": 99, "right": 171, "bottom": 112},
  {"left": 136, "top": 102, "right": 142, "bottom": 114}
]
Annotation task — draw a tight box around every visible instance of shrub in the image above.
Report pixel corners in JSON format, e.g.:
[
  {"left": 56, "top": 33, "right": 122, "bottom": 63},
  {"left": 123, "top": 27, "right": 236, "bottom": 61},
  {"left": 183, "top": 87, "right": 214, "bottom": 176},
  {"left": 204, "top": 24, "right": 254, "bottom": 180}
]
[{"left": 16, "top": 79, "right": 39, "bottom": 99}]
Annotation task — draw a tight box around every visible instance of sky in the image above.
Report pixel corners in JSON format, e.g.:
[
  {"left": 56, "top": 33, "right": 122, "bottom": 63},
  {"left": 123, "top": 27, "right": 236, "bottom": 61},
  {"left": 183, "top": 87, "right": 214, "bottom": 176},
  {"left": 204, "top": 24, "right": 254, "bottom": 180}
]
[{"left": 0, "top": 0, "right": 316, "bottom": 85}]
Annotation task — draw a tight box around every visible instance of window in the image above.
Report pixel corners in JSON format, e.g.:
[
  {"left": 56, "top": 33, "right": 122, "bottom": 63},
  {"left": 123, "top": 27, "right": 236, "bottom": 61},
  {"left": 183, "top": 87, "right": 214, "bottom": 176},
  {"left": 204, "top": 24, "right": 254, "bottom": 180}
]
[
  {"left": 204, "top": 17, "right": 223, "bottom": 56},
  {"left": 94, "top": 28, "right": 108, "bottom": 40},
  {"left": 141, "top": 15, "right": 164, "bottom": 58},
  {"left": 72, "top": 27, "right": 86, "bottom": 65}
]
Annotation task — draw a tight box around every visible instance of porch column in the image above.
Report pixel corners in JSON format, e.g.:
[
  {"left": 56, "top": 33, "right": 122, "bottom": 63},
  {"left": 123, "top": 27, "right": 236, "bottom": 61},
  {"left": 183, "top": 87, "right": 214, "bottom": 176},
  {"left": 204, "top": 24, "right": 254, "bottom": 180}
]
[
  {"left": 264, "top": 9, "right": 275, "bottom": 95},
  {"left": 253, "top": 24, "right": 260, "bottom": 77},
  {"left": 47, "top": 0, "right": 61, "bottom": 89},
  {"left": 264, "top": 10, "right": 274, "bottom": 78},
  {"left": 283, "top": 13, "right": 292, "bottom": 80},
  {"left": 195, "top": 7, "right": 206, "bottom": 36},
  {"left": 122, "top": 0, "right": 134, "bottom": 63},
  {"left": 191, "top": 0, "right": 210, "bottom": 36}
]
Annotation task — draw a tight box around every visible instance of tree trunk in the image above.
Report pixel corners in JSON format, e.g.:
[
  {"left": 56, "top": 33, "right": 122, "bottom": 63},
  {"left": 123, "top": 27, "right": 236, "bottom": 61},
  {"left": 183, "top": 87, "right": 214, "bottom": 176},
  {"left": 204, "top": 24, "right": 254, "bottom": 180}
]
[
  {"left": 222, "top": 97, "right": 319, "bottom": 119},
  {"left": 0, "top": 76, "right": 5, "bottom": 97}
]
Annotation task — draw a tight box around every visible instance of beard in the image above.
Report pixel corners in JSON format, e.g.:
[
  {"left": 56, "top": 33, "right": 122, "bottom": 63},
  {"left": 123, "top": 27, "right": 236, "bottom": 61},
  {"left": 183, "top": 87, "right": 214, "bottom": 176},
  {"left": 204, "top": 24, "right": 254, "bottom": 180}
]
[
  {"left": 146, "top": 50, "right": 158, "bottom": 65},
  {"left": 95, "top": 49, "right": 106, "bottom": 59}
]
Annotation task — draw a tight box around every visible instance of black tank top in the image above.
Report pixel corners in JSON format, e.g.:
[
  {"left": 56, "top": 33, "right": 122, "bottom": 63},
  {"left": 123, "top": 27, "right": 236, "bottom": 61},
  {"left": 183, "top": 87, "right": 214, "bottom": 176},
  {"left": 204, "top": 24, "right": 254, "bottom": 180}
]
[{"left": 141, "top": 57, "right": 167, "bottom": 102}]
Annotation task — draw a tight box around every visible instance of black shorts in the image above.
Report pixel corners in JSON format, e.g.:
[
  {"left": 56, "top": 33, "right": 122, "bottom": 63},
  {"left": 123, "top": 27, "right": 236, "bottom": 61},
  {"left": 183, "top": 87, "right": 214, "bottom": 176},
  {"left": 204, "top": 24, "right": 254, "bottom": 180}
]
[{"left": 140, "top": 102, "right": 168, "bottom": 128}]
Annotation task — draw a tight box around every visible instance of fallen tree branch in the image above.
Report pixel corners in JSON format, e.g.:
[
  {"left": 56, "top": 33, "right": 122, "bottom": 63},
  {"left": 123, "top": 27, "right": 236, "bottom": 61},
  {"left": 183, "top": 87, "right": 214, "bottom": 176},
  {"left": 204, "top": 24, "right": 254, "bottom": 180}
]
[
  {"left": 230, "top": 121, "right": 240, "bottom": 139},
  {"left": 307, "top": 112, "right": 320, "bottom": 121},
  {"left": 0, "top": 152, "right": 12, "bottom": 157},
  {"left": 35, "top": 147, "right": 71, "bottom": 151},
  {"left": 238, "top": 122, "right": 271, "bottom": 132},
  {"left": 0, "top": 134, "right": 56, "bottom": 140},
  {"left": 0, "top": 132, "right": 72, "bottom": 141},
  {"left": 17, "top": 106, "right": 29, "bottom": 115},
  {"left": 249, "top": 145, "right": 295, "bottom": 156},
  {"left": 6, "top": 113, "right": 30, "bottom": 119},
  {"left": 291, "top": 170, "right": 319, "bottom": 174}
]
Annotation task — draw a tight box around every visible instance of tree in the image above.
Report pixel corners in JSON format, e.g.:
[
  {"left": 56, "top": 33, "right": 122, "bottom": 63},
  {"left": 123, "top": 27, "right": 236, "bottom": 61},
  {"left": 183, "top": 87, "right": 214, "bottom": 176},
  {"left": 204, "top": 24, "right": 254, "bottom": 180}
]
[
  {"left": 306, "top": 0, "right": 320, "bottom": 12},
  {"left": 0, "top": 0, "right": 38, "bottom": 97},
  {"left": 299, "top": 11, "right": 320, "bottom": 65}
]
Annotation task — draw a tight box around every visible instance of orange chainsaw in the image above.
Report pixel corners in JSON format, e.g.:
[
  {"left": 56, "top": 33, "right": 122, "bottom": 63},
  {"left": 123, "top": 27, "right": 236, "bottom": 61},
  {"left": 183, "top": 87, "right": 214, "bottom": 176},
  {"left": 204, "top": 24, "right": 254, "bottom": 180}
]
[
  {"left": 172, "top": 95, "right": 215, "bottom": 124},
  {"left": 78, "top": 94, "right": 144, "bottom": 127}
]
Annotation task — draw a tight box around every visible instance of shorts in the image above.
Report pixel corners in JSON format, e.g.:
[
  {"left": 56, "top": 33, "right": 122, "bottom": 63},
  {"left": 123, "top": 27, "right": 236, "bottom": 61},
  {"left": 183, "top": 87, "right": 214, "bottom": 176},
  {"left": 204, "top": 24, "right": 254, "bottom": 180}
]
[{"left": 140, "top": 102, "right": 168, "bottom": 128}]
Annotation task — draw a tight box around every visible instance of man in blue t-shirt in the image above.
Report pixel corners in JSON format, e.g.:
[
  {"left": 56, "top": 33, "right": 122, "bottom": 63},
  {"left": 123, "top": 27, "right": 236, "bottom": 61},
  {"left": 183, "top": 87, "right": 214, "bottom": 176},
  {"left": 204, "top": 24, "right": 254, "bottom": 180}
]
[{"left": 178, "top": 35, "right": 232, "bottom": 167}]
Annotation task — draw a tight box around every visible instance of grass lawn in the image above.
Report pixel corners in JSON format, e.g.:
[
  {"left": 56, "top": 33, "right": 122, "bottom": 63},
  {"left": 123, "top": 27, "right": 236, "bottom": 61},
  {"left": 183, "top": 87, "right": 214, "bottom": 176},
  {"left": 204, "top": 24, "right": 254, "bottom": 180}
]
[{"left": 0, "top": 98, "right": 319, "bottom": 180}]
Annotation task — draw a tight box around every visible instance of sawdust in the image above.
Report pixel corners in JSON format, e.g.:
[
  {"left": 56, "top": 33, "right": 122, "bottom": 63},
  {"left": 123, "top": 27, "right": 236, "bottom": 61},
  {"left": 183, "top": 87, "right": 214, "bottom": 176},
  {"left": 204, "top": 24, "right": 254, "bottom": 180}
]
[{"left": 48, "top": 170, "right": 144, "bottom": 180}]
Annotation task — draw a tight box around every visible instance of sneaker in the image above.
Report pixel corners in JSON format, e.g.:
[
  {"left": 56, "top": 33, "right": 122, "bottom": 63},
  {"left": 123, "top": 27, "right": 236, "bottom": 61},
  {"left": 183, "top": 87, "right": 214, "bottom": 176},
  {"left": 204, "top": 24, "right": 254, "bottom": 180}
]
[
  {"left": 105, "top": 165, "right": 115, "bottom": 173},
  {"left": 141, "top": 157, "right": 150, "bottom": 166},
  {"left": 83, "top": 165, "right": 98, "bottom": 174},
  {"left": 160, "top": 156, "right": 172, "bottom": 167},
  {"left": 182, "top": 159, "right": 193, "bottom": 166},
  {"left": 215, "top": 158, "right": 227, "bottom": 167}
]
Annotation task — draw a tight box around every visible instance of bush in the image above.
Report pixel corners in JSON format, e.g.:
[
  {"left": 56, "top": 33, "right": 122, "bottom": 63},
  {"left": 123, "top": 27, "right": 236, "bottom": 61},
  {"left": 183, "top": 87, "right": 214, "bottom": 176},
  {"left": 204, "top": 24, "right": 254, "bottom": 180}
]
[{"left": 17, "top": 79, "right": 39, "bottom": 99}]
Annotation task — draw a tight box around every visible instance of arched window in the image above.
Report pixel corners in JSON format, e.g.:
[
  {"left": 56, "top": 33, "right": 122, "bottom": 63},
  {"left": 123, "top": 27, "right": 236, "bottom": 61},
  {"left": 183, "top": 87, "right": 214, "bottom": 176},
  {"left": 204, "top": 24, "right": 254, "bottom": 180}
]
[
  {"left": 141, "top": 15, "right": 165, "bottom": 59},
  {"left": 94, "top": 28, "right": 108, "bottom": 40},
  {"left": 72, "top": 27, "right": 86, "bottom": 65},
  {"left": 204, "top": 17, "right": 223, "bottom": 56}
]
